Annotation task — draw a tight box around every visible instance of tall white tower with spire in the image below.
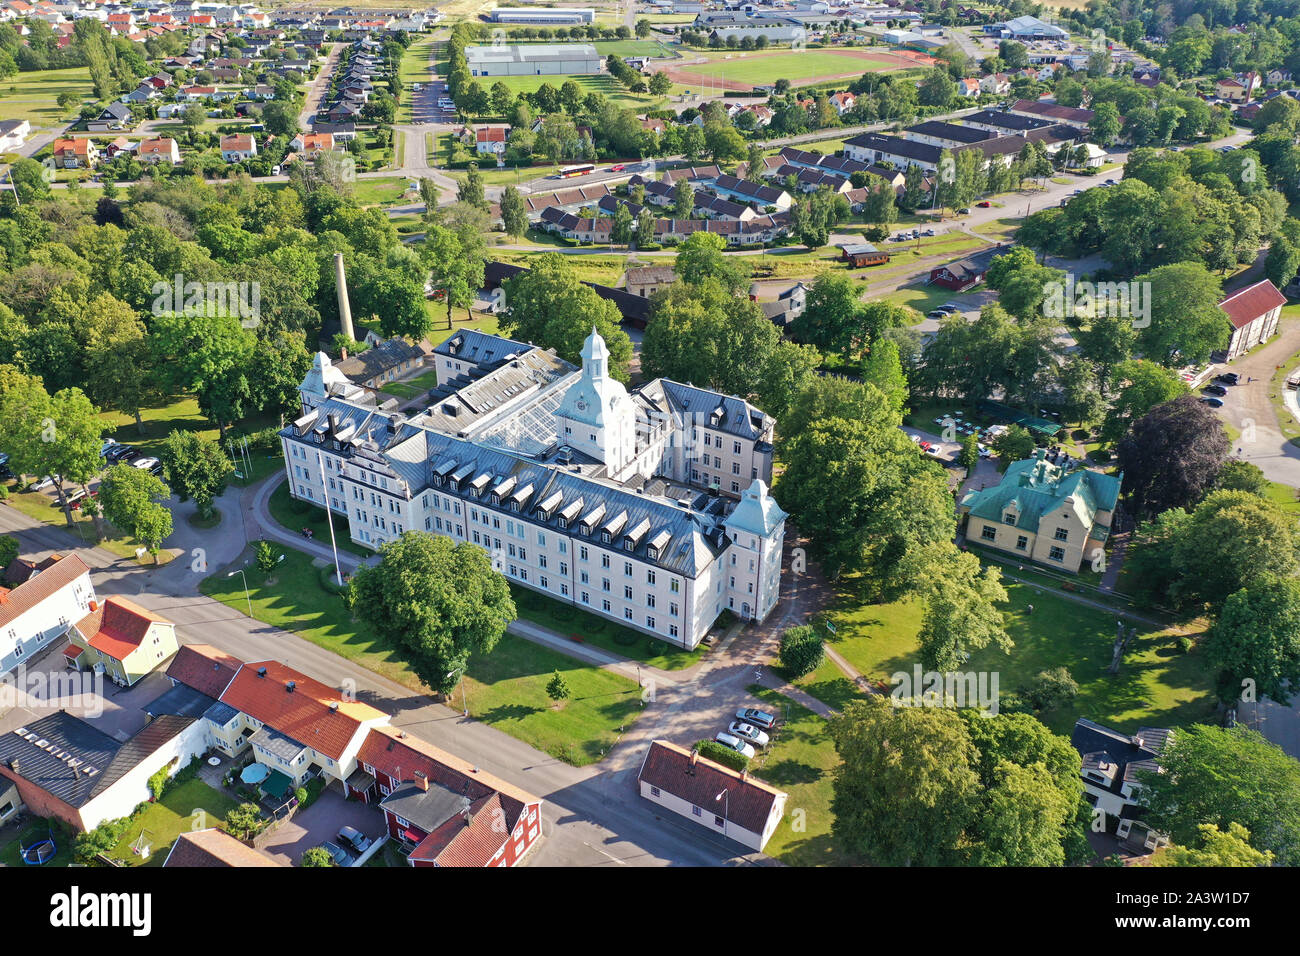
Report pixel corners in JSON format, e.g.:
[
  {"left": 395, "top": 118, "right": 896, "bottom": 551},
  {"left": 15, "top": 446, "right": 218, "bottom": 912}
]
[{"left": 554, "top": 327, "right": 637, "bottom": 475}]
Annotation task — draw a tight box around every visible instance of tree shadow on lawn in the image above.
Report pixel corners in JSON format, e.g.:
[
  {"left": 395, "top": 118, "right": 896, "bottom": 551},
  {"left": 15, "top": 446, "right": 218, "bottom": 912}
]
[
  {"left": 480, "top": 702, "right": 543, "bottom": 723},
  {"left": 756, "top": 758, "right": 824, "bottom": 787},
  {"left": 768, "top": 829, "right": 862, "bottom": 868}
]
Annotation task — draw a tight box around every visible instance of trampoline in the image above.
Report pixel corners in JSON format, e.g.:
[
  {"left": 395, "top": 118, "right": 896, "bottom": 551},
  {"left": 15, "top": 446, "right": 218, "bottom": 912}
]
[{"left": 20, "top": 830, "right": 55, "bottom": 865}]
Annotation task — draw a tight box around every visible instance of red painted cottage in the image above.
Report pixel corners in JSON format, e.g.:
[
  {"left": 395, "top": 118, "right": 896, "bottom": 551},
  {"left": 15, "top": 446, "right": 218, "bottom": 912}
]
[{"left": 350, "top": 726, "right": 543, "bottom": 867}]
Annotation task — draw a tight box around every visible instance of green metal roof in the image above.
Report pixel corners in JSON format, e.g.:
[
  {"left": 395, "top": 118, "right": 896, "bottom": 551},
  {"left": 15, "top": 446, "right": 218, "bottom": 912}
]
[{"left": 960, "top": 451, "right": 1121, "bottom": 533}]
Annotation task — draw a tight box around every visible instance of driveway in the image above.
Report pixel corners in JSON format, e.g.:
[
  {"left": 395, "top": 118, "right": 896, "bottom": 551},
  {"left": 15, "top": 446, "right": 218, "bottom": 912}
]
[
  {"left": 259, "top": 788, "right": 387, "bottom": 867},
  {"left": 1212, "top": 314, "right": 1300, "bottom": 486}
]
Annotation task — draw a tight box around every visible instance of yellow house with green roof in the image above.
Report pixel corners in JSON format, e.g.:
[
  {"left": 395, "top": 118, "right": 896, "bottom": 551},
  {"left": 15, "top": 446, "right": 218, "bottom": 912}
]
[{"left": 959, "top": 449, "right": 1122, "bottom": 574}]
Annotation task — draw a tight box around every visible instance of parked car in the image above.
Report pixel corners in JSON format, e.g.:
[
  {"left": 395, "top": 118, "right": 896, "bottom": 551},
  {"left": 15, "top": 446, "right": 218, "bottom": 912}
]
[
  {"left": 70, "top": 490, "right": 98, "bottom": 511},
  {"left": 956, "top": 207, "right": 970, "bottom": 214},
  {"left": 1203, "top": 384, "right": 1228, "bottom": 396},
  {"left": 106, "top": 445, "right": 136, "bottom": 463},
  {"left": 734, "top": 707, "right": 777, "bottom": 730},
  {"left": 714, "top": 732, "right": 756, "bottom": 759},
  {"left": 31, "top": 475, "right": 56, "bottom": 491},
  {"left": 1201, "top": 397, "right": 1224, "bottom": 407},
  {"left": 1104, "top": 178, "right": 1117, "bottom": 185},
  {"left": 130, "top": 456, "right": 161, "bottom": 472},
  {"left": 927, "top": 308, "right": 949, "bottom": 318},
  {"left": 728, "top": 721, "right": 770, "bottom": 747},
  {"left": 978, "top": 443, "right": 992, "bottom": 458},
  {"left": 922, "top": 228, "right": 936, "bottom": 236},
  {"left": 1216, "top": 372, "right": 1240, "bottom": 385},
  {"left": 319, "top": 841, "right": 350, "bottom": 866},
  {"left": 336, "top": 826, "right": 372, "bottom": 854},
  {"left": 976, "top": 200, "right": 992, "bottom": 207}
]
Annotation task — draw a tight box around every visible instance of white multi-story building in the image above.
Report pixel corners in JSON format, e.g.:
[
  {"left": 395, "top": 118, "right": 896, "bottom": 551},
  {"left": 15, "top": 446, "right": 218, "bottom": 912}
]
[
  {"left": 280, "top": 330, "right": 786, "bottom": 649},
  {"left": 0, "top": 554, "right": 97, "bottom": 676}
]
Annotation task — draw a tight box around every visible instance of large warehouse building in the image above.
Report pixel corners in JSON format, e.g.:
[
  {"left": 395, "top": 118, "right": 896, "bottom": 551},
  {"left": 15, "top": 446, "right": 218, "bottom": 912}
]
[
  {"left": 490, "top": 7, "right": 596, "bottom": 25},
  {"left": 466, "top": 42, "right": 603, "bottom": 76}
]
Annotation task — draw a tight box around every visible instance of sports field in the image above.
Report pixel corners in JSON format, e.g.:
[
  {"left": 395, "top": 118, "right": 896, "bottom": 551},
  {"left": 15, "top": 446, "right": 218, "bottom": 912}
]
[
  {"left": 477, "top": 72, "right": 668, "bottom": 110},
  {"left": 665, "top": 47, "right": 934, "bottom": 91}
]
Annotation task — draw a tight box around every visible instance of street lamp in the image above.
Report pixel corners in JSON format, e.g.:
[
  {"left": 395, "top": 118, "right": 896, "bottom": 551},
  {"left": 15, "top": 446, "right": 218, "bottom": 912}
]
[
  {"left": 226, "top": 569, "right": 253, "bottom": 619},
  {"left": 715, "top": 788, "right": 729, "bottom": 842}
]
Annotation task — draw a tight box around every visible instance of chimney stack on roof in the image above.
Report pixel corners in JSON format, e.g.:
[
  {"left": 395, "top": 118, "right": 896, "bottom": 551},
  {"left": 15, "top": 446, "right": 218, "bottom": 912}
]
[{"left": 414, "top": 770, "right": 428, "bottom": 792}]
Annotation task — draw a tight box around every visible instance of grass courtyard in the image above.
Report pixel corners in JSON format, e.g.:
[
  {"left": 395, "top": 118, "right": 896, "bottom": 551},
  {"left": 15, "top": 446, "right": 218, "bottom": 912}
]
[
  {"left": 675, "top": 49, "right": 903, "bottom": 88},
  {"left": 104, "top": 777, "right": 242, "bottom": 867}
]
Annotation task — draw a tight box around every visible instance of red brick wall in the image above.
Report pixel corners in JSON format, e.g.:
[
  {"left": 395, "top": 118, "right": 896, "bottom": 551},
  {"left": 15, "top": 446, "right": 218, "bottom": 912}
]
[{"left": 0, "top": 767, "right": 86, "bottom": 832}]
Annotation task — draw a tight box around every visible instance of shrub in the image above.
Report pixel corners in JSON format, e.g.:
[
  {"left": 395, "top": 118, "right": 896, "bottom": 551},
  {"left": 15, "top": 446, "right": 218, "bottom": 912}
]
[
  {"left": 1177, "top": 635, "right": 1194, "bottom": 653},
  {"left": 778, "top": 624, "right": 824, "bottom": 679},
  {"left": 294, "top": 787, "right": 308, "bottom": 805},
  {"left": 546, "top": 670, "right": 571, "bottom": 701},
  {"left": 694, "top": 739, "right": 749, "bottom": 772},
  {"left": 301, "top": 846, "right": 334, "bottom": 867},
  {"left": 255, "top": 539, "right": 277, "bottom": 574},
  {"left": 1019, "top": 666, "right": 1079, "bottom": 711},
  {"left": 319, "top": 564, "right": 348, "bottom": 594}
]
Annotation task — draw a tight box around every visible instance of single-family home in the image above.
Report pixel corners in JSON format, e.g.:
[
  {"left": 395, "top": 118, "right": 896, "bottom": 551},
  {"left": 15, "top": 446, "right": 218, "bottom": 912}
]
[
  {"left": 957, "top": 77, "right": 981, "bottom": 98},
  {"left": 63, "top": 596, "right": 179, "bottom": 688},
  {"left": 352, "top": 725, "right": 544, "bottom": 867},
  {"left": 959, "top": 447, "right": 1122, "bottom": 573},
  {"left": 637, "top": 740, "right": 788, "bottom": 852},
  {"left": 137, "top": 136, "right": 181, "bottom": 165},
  {"left": 829, "top": 91, "right": 855, "bottom": 115},
  {"left": 87, "top": 102, "right": 133, "bottom": 133},
  {"left": 1072, "top": 718, "right": 1172, "bottom": 854},
  {"left": 475, "top": 125, "right": 509, "bottom": 156},
  {"left": 0, "top": 553, "right": 95, "bottom": 676},
  {"left": 0, "top": 118, "right": 30, "bottom": 151},
  {"left": 219, "top": 133, "right": 257, "bottom": 163},
  {"left": 289, "top": 132, "right": 335, "bottom": 156},
  {"left": 979, "top": 72, "right": 1010, "bottom": 95},
  {"left": 1218, "top": 278, "right": 1286, "bottom": 360}
]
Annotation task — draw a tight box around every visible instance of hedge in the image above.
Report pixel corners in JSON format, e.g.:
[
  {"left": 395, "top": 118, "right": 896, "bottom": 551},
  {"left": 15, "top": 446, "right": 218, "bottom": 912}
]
[{"left": 693, "top": 739, "right": 750, "bottom": 772}]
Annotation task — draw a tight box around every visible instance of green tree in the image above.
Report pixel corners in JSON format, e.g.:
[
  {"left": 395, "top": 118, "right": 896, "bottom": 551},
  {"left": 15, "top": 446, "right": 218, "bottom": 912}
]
[
  {"left": 1100, "top": 359, "right": 1186, "bottom": 444},
  {"left": 0, "top": 534, "right": 18, "bottom": 569},
  {"left": 905, "top": 541, "right": 1011, "bottom": 671},
  {"left": 990, "top": 425, "right": 1036, "bottom": 470},
  {"left": 1149, "top": 823, "right": 1274, "bottom": 867},
  {"left": 0, "top": 382, "right": 105, "bottom": 525},
  {"left": 671, "top": 178, "right": 695, "bottom": 220},
  {"left": 1135, "top": 263, "right": 1228, "bottom": 366},
  {"left": 1216, "top": 459, "right": 1268, "bottom": 496},
  {"left": 350, "top": 532, "right": 516, "bottom": 694},
  {"left": 159, "top": 429, "right": 233, "bottom": 520},
  {"left": 499, "top": 253, "right": 633, "bottom": 381},
  {"left": 673, "top": 231, "right": 747, "bottom": 294},
  {"left": 546, "top": 670, "right": 571, "bottom": 701},
  {"left": 778, "top": 624, "right": 825, "bottom": 678},
  {"left": 301, "top": 847, "right": 335, "bottom": 867},
  {"left": 224, "top": 803, "right": 264, "bottom": 841},
  {"left": 1137, "top": 724, "right": 1300, "bottom": 865},
  {"left": 422, "top": 224, "right": 485, "bottom": 330},
  {"left": 828, "top": 697, "right": 979, "bottom": 866},
  {"left": 457, "top": 162, "right": 488, "bottom": 210},
  {"left": 1208, "top": 577, "right": 1300, "bottom": 705},
  {"left": 500, "top": 184, "right": 527, "bottom": 238},
  {"left": 149, "top": 312, "right": 255, "bottom": 437},
  {"left": 98, "top": 463, "right": 173, "bottom": 560},
  {"left": 958, "top": 432, "right": 979, "bottom": 471}
]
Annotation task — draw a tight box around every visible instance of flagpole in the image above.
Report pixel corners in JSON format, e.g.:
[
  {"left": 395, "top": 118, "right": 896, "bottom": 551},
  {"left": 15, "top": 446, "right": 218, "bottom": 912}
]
[{"left": 316, "top": 449, "right": 344, "bottom": 587}]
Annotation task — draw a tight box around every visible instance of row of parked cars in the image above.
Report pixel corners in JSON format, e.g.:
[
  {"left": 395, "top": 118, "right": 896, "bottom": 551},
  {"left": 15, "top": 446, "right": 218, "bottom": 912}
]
[
  {"left": 1200, "top": 370, "right": 1239, "bottom": 408},
  {"left": 319, "top": 825, "right": 372, "bottom": 866},
  {"left": 926, "top": 302, "right": 964, "bottom": 319},
  {"left": 713, "top": 707, "right": 778, "bottom": 760}
]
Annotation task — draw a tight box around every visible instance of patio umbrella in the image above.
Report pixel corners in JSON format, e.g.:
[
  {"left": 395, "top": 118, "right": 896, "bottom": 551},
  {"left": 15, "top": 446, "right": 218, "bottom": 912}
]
[{"left": 240, "top": 763, "right": 270, "bottom": 785}]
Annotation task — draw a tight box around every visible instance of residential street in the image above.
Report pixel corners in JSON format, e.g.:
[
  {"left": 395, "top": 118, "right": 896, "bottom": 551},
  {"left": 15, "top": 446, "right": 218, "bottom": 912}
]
[{"left": 1211, "top": 314, "right": 1300, "bottom": 487}]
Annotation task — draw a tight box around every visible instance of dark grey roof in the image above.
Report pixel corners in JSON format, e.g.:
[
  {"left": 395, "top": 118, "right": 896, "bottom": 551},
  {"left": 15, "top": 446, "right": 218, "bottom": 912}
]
[
  {"left": 145, "top": 683, "right": 218, "bottom": 720},
  {"left": 1070, "top": 718, "right": 1167, "bottom": 797},
  {"left": 963, "top": 109, "right": 1054, "bottom": 132},
  {"left": 0, "top": 712, "right": 195, "bottom": 808},
  {"left": 249, "top": 725, "right": 308, "bottom": 763},
  {"left": 203, "top": 700, "right": 241, "bottom": 726},
  {"left": 432, "top": 329, "right": 530, "bottom": 367},
  {"left": 380, "top": 779, "right": 468, "bottom": 833},
  {"left": 335, "top": 337, "right": 426, "bottom": 385},
  {"left": 905, "top": 120, "right": 997, "bottom": 144}
]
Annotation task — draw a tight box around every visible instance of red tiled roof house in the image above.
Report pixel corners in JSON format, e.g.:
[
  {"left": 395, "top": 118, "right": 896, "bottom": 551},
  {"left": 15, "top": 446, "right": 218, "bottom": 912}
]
[
  {"left": 63, "top": 596, "right": 179, "bottom": 687},
  {"left": 637, "top": 740, "right": 787, "bottom": 852},
  {"left": 0, "top": 554, "right": 95, "bottom": 676},
  {"left": 352, "top": 726, "right": 544, "bottom": 866}
]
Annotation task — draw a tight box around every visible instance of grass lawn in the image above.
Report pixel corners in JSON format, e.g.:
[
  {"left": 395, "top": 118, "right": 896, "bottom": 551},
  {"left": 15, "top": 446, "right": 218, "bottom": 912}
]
[
  {"left": 744, "top": 685, "right": 861, "bottom": 866},
  {"left": 819, "top": 579, "right": 1216, "bottom": 736},
  {"left": 201, "top": 546, "right": 428, "bottom": 691},
  {"left": 379, "top": 368, "right": 440, "bottom": 399},
  {"left": 1266, "top": 478, "right": 1300, "bottom": 516},
  {"left": 792, "top": 653, "right": 865, "bottom": 712},
  {"left": 883, "top": 281, "right": 975, "bottom": 316},
  {"left": 972, "top": 216, "right": 1020, "bottom": 241},
  {"left": 106, "top": 777, "right": 241, "bottom": 867},
  {"left": 1268, "top": 312, "right": 1300, "bottom": 448},
  {"left": 352, "top": 175, "right": 413, "bottom": 206},
  {"left": 266, "top": 477, "right": 372, "bottom": 558},
  {"left": 100, "top": 394, "right": 283, "bottom": 486},
  {"left": 468, "top": 73, "right": 665, "bottom": 111},
  {"left": 0, "top": 818, "right": 78, "bottom": 867},
  {"left": 425, "top": 310, "right": 500, "bottom": 348},
  {"left": 0, "top": 67, "right": 93, "bottom": 130},
  {"left": 461, "top": 632, "right": 643, "bottom": 766},
  {"left": 509, "top": 582, "right": 707, "bottom": 672}
]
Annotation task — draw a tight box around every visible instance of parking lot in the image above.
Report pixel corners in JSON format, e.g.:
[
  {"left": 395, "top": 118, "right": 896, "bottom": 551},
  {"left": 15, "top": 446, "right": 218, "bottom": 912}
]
[{"left": 258, "top": 788, "right": 388, "bottom": 867}]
